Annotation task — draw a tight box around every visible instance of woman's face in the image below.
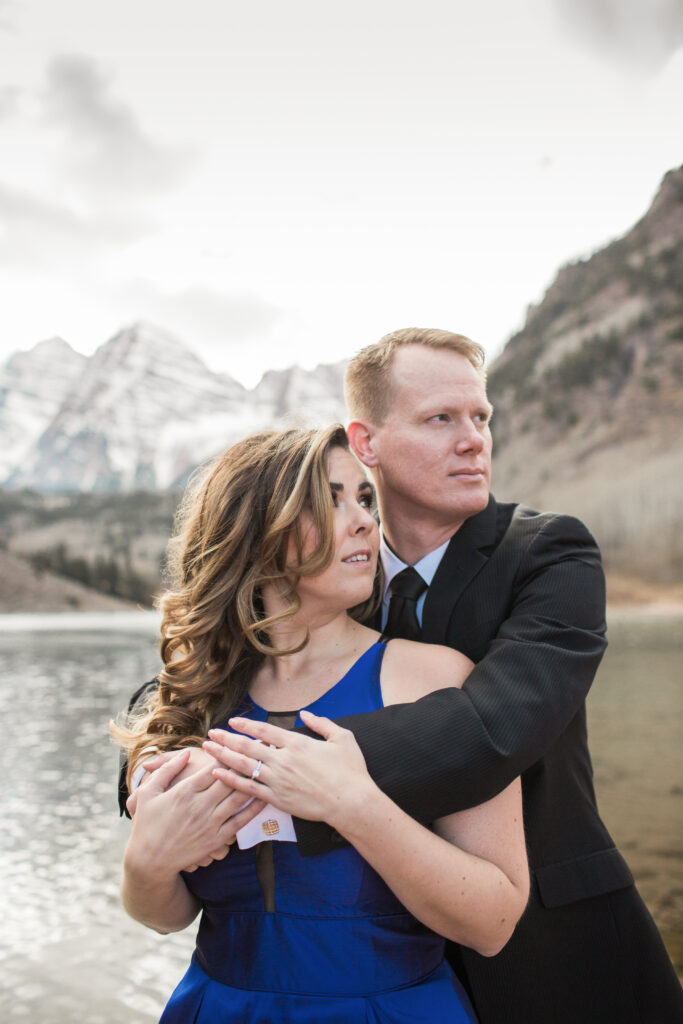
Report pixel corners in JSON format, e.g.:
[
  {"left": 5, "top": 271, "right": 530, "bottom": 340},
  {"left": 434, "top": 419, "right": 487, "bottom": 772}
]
[{"left": 292, "top": 447, "right": 379, "bottom": 614}]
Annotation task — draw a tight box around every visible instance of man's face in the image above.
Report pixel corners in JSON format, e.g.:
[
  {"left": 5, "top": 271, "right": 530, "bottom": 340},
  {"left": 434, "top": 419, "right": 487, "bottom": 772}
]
[{"left": 367, "top": 345, "right": 493, "bottom": 534}]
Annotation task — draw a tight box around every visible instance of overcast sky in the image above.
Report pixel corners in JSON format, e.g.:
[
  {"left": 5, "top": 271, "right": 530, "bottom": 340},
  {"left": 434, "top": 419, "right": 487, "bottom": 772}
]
[{"left": 1, "top": 0, "right": 681, "bottom": 385}]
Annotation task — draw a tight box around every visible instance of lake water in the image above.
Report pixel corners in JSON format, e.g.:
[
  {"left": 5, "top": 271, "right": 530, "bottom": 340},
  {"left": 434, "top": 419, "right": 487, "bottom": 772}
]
[{"left": 0, "top": 610, "right": 681, "bottom": 1021}]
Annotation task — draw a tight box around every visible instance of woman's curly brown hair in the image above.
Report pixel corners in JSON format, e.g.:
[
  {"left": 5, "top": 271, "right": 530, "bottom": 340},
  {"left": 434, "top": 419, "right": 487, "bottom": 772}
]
[{"left": 111, "top": 424, "right": 380, "bottom": 789}]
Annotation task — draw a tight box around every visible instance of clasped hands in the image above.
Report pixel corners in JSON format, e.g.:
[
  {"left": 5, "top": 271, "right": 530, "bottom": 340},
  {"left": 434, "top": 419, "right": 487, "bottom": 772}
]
[
  {"left": 126, "top": 747, "right": 266, "bottom": 874},
  {"left": 131, "top": 711, "right": 373, "bottom": 872}
]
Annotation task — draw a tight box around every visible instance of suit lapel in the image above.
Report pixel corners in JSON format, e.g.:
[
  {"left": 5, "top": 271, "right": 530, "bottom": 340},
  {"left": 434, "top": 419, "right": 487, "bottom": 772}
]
[{"left": 420, "top": 496, "right": 499, "bottom": 644}]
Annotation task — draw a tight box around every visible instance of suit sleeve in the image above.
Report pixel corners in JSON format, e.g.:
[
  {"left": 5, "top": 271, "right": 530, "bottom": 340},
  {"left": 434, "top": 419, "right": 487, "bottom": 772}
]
[
  {"left": 117, "top": 679, "right": 159, "bottom": 816},
  {"left": 294, "top": 514, "right": 607, "bottom": 855}
]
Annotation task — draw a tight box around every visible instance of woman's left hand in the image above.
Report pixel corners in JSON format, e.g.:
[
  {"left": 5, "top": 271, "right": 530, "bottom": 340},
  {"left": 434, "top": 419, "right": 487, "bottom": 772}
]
[{"left": 203, "top": 710, "right": 375, "bottom": 828}]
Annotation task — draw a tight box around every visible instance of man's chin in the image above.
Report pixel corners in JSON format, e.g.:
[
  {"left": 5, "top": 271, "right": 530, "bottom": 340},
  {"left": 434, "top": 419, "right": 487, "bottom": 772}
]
[{"left": 453, "top": 488, "right": 490, "bottom": 520}]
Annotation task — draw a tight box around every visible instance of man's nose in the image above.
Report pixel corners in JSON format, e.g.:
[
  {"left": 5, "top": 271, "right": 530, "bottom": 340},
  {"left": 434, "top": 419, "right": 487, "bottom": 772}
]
[{"left": 455, "top": 421, "right": 485, "bottom": 454}]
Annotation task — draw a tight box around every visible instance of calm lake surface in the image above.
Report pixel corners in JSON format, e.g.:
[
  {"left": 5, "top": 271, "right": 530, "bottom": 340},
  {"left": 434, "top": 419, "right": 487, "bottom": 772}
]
[{"left": 0, "top": 610, "right": 681, "bottom": 1021}]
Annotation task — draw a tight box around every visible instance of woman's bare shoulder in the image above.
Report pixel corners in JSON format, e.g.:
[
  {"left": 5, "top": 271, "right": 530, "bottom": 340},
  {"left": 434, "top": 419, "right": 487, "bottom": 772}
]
[{"left": 380, "top": 639, "right": 474, "bottom": 707}]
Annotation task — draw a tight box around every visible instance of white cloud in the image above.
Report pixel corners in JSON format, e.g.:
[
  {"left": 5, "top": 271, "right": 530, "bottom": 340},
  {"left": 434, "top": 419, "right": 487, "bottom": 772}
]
[
  {"left": 118, "top": 279, "right": 286, "bottom": 349},
  {"left": 0, "top": 84, "right": 20, "bottom": 119},
  {"left": 0, "top": 54, "right": 197, "bottom": 271},
  {"left": 552, "top": 0, "right": 683, "bottom": 71},
  {"left": 0, "top": 0, "right": 17, "bottom": 33},
  {"left": 0, "top": 182, "right": 153, "bottom": 267},
  {"left": 41, "top": 54, "right": 196, "bottom": 200},
  {"left": 110, "top": 278, "right": 302, "bottom": 383}
]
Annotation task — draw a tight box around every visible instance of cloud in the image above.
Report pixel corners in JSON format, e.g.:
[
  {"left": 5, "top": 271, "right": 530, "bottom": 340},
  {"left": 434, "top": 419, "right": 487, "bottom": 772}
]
[
  {"left": 118, "top": 279, "right": 286, "bottom": 350},
  {"left": 113, "top": 278, "right": 303, "bottom": 383},
  {"left": 553, "top": 0, "right": 683, "bottom": 71},
  {"left": 0, "top": 0, "right": 17, "bottom": 33},
  {"left": 0, "top": 85, "right": 20, "bottom": 120},
  {"left": 42, "top": 54, "right": 196, "bottom": 199},
  {"left": 0, "top": 54, "right": 196, "bottom": 270},
  {"left": 0, "top": 182, "right": 153, "bottom": 267}
]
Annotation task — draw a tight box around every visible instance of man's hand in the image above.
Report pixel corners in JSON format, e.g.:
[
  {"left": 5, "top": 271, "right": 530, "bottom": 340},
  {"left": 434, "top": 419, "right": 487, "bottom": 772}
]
[{"left": 203, "top": 710, "right": 376, "bottom": 830}]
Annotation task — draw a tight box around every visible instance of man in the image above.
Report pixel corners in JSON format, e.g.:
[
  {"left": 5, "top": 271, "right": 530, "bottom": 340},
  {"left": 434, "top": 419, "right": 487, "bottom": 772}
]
[{"left": 294, "top": 328, "right": 682, "bottom": 1023}]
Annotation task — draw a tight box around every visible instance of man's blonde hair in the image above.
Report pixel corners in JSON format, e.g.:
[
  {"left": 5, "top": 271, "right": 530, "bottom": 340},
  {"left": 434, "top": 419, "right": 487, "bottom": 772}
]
[{"left": 344, "top": 328, "right": 486, "bottom": 424}]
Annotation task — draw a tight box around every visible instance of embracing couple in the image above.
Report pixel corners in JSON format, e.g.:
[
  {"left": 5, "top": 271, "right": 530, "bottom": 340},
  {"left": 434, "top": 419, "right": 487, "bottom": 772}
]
[{"left": 115, "top": 328, "right": 682, "bottom": 1023}]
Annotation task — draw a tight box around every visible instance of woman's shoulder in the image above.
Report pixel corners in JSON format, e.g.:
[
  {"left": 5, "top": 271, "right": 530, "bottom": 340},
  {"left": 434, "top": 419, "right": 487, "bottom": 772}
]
[{"left": 380, "top": 639, "right": 473, "bottom": 707}]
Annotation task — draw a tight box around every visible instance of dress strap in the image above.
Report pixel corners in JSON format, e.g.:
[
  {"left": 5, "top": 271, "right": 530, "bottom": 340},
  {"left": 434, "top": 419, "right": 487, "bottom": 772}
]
[{"left": 370, "top": 639, "right": 389, "bottom": 709}]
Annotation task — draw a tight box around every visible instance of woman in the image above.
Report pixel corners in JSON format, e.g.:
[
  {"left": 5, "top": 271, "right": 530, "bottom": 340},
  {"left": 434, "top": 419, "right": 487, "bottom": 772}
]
[{"left": 114, "top": 424, "right": 528, "bottom": 1023}]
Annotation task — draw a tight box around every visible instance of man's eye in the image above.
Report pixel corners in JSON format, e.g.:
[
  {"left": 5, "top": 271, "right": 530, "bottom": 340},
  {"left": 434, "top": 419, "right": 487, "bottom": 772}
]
[{"left": 429, "top": 413, "right": 449, "bottom": 423}]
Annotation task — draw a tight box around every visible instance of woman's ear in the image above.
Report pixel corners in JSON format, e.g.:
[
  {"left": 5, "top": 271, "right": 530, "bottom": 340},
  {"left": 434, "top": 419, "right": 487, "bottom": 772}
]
[{"left": 347, "top": 421, "right": 379, "bottom": 467}]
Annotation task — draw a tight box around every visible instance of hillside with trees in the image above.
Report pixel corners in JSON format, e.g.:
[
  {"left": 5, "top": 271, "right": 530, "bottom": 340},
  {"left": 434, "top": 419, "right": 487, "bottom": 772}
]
[{"left": 488, "top": 166, "right": 683, "bottom": 590}]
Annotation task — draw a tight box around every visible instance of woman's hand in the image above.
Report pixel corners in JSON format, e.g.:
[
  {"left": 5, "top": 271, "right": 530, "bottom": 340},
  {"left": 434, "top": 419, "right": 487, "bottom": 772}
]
[
  {"left": 126, "top": 750, "right": 266, "bottom": 875},
  {"left": 203, "top": 710, "right": 377, "bottom": 829},
  {"left": 126, "top": 746, "right": 218, "bottom": 818}
]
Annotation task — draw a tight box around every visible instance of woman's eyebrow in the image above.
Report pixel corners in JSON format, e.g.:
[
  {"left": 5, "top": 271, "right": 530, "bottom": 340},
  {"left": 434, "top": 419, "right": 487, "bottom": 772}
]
[{"left": 330, "top": 481, "right": 343, "bottom": 494}]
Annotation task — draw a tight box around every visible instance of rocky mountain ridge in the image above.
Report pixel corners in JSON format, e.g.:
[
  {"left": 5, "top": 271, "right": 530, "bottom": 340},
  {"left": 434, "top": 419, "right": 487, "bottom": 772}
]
[
  {"left": 0, "top": 322, "right": 347, "bottom": 491},
  {"left": 488, "top": 165, "right": 683, "bottom": 582}
]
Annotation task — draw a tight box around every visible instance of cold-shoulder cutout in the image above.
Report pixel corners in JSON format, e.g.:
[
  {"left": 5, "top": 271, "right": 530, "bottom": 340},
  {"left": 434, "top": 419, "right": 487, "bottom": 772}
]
[{"left": 380, "top": 639, "right": 474, "bottom": 708}]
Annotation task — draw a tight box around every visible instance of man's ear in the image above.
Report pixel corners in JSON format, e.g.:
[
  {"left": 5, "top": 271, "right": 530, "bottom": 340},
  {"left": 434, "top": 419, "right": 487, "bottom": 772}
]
[{"left": 347, "top": 420, "right": 379, "bottom": 467}]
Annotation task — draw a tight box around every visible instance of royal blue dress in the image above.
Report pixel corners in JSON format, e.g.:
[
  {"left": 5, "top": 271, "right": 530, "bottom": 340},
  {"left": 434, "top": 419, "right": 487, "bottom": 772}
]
[{"left": 159, "top": 642, "right": 477, "bottom": 1023}]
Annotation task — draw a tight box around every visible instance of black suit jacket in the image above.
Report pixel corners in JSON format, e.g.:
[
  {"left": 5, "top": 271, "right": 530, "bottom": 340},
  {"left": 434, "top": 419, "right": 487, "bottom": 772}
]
[
  {"left": 295, "top": 496, "right": 683, "bottom": 1022},
  {"left": 296, "top": 496, "right": 618, "bottom": 876}
]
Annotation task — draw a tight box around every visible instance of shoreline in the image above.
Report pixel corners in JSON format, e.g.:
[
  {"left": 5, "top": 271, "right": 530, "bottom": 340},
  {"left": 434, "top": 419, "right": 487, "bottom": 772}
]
[
  {"left": 606, "top": 601, "right": 683, "bottom": 618},
  {"left": 0, "top": 608, "right": 162, "bottom": 632},
  {"left": 1, "top": 601, "right": 682, "bottom": 629}
]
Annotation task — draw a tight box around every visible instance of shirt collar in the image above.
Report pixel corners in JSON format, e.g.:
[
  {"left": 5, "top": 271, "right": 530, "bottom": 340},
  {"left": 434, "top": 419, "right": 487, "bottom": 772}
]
[{"left": 380, "top": 535, "right": 451, "bottom": 600}]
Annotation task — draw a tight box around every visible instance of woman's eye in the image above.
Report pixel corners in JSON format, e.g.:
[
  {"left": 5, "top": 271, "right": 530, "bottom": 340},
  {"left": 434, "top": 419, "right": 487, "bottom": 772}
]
[{"left": 359, "top": 493, "right": 375, "bottom": 510}]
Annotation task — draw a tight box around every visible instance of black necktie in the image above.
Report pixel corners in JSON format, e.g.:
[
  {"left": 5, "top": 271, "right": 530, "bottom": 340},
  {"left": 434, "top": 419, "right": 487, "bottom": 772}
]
[{"left": 384, "top": 567, "right": 427, "bottom": 641}]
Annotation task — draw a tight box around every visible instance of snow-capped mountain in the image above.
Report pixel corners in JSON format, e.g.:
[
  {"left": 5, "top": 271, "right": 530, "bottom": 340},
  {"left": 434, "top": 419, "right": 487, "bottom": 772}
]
[
  {"left": 0, "top": 337, "right": 86, "bottom": 482},
  {"left": 255, "top": 362, "right": 348, "bottom": 421},
  {"left": 1, "top": 322, "right": 348, "bottom": 492}
]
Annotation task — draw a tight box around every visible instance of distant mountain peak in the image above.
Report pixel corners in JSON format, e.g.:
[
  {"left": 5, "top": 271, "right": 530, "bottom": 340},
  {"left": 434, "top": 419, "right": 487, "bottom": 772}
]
[
  {"left": 3, "top": 335, "right": 83, "bottom": 371},
  {"left": 29, "top": 335, "right": 76, "bottom": 356},
  {"left": 93, "top": 321, "right": 213, "bottom": 374},
  {"left": 648, "top": 164, "right": 683, "bottom": 216}
]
